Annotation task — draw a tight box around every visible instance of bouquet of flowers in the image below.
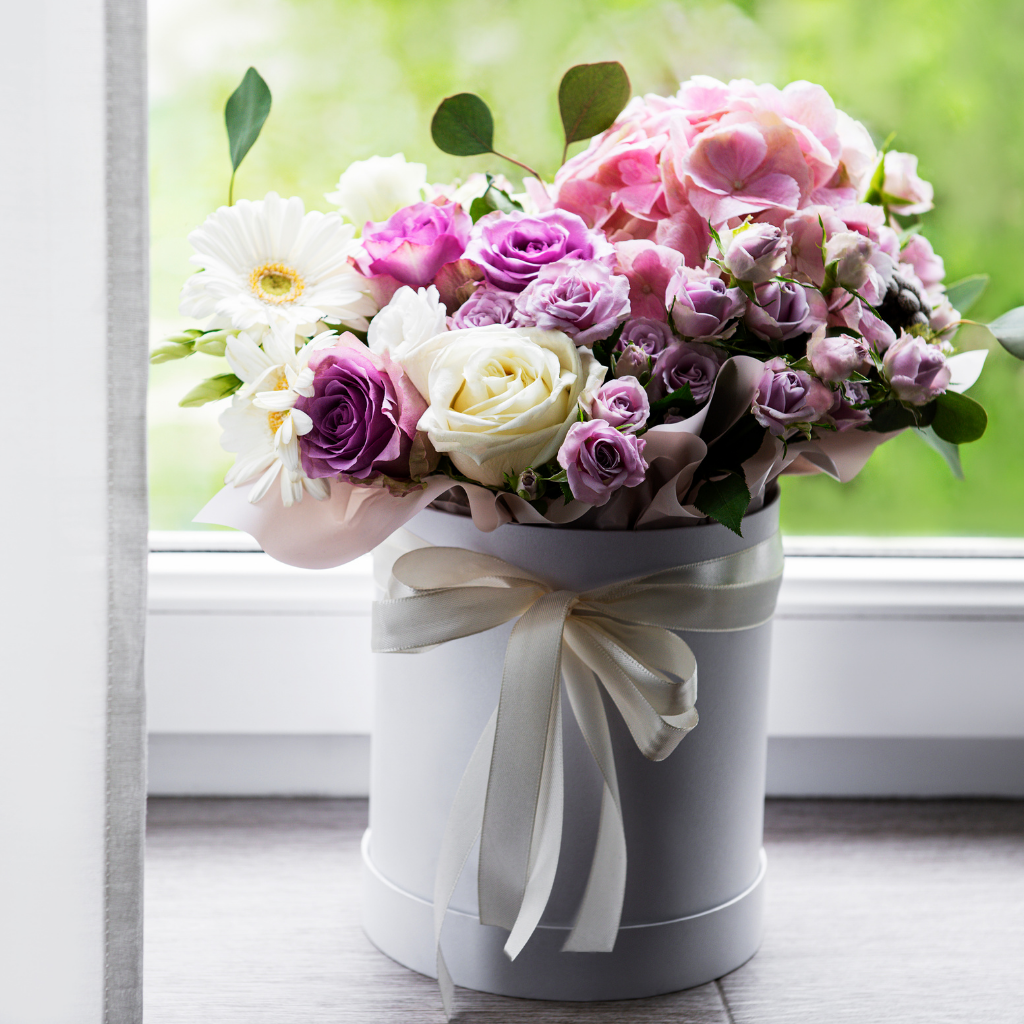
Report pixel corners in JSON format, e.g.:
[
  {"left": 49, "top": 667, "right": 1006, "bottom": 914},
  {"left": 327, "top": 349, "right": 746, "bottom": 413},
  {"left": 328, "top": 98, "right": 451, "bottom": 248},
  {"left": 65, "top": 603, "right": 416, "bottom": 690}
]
[{"left": 156, "top": 64, "right": 1024, "bottom": 550}]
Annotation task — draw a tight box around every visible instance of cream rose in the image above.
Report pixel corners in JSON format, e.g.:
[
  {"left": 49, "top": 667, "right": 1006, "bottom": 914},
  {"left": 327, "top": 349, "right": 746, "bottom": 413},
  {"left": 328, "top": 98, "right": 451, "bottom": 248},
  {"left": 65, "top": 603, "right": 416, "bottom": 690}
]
[{"left": 416, "top": 325, "right": 605, "bottom": 487}]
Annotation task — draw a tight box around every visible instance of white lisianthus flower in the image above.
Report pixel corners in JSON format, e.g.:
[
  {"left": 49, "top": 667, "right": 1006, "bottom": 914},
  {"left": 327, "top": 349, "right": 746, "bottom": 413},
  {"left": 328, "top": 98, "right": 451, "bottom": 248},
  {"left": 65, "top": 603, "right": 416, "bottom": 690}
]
[
  {"left": 218, "top": 326, "right": 333, "bottom": 507},
  {"left": 180, "top": 192, "right": 378, "bottom": 333},
  {"left": 325, "top": 154, "right": 429, "bottom": 234},
  {"left": 416, "top": 325, "right": 605, "bottom": 487},
  {"left": 366, "top": 285, "right": 448, "bottom": 396}
]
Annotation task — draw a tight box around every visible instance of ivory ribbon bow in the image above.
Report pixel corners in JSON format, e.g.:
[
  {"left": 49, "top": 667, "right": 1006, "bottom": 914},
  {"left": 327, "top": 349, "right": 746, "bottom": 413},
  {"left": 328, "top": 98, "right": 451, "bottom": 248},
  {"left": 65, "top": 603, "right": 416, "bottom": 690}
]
[{"left": 371, "top": 530, "right": 784, "bottom": 1017}]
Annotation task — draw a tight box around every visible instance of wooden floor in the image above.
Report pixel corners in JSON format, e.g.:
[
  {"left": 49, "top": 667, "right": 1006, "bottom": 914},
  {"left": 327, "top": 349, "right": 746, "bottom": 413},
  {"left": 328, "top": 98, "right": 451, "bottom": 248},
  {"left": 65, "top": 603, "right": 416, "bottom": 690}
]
[{"left": 145, "top": 798, "right": 1024, "bottom": 1023}]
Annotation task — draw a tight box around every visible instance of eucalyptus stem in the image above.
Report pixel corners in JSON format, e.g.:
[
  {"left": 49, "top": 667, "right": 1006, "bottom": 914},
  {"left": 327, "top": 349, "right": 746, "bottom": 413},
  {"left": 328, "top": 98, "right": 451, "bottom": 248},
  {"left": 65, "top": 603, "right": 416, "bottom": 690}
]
[
  {"left": 228, "top": 171, "right": 236, "bottom": 206},
  {"left": 491, "top": 149, "right": 543, "bottom": 183}
]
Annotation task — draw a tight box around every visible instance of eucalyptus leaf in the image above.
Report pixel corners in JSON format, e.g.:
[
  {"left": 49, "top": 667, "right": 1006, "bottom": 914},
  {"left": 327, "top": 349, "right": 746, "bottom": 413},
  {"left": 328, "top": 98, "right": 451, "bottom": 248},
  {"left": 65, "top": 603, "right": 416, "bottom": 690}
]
[
  {"left": 694, "top": 472, "right": 751, "bottom": 537},
  {"left": 431, "top": 93, "right": 494, "bottom": 156},
  {"left": 178, "top": 373, "right": 243, "bottom": 408},
  {"left": 149, "top": 340, "right": 195, "bottom": 364},
  {"left": 225, "top": 67, "right": 272, "bottom": 182},
  {"left": 986, "top": 305, "right": 1024, "bottom": 359},
  {"left": 944, "top": 274, "right": 988, "bottom": 315},
  {"left": 863, "top": 399, "right": 928, "bottom": 432},
  {"left": 931, "top": 390, "right": 987, "bottom": 444},
  {"left": 469, "top": 196, "right": 492, "bottom": 223},
  {"left": 559, "top": 62, "right": 631, "bottom": 156},
  {"left": 914, "top": 426, "right": 963, "bottom": 480}
]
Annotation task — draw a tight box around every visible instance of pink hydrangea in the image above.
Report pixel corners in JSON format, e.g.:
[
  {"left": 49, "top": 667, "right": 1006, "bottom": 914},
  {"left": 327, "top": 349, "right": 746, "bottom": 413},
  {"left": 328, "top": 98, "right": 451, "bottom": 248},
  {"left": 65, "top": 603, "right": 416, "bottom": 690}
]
[{"left": 613, "top": 240, "right": 683, "bottom": 320}]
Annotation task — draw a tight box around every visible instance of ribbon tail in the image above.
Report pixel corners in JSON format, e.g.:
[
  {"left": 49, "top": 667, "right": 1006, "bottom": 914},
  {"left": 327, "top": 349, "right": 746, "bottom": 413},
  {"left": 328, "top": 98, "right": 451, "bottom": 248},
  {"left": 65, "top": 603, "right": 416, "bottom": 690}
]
[
  {"left": 561, "top": 646, "right": 627, "bottom": 953},
  {"left": 502, "top": 687, "right": 564, "bottom": 960},
  {"left": 433, "top": 708, "right": 497, "bottom": 1020}
]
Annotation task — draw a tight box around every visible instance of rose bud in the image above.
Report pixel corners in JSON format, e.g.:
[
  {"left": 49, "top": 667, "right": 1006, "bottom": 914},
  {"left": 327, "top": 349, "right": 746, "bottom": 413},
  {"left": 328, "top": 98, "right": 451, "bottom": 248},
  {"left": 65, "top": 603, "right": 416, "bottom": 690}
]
[
  {"left": 827, "top": 385, "right": 872, "bottom": 432},
  {"left": 751, "top": 357, "right": 834, "bottom": 436},
  {"left": 589, "top": 377, "right": 650, "bottom": 434},
  {"left": 806, "top": 328, "right": 871, "bottom": 382},
  {"left": 516, "top": 468, "right": 541, "bottom": 501},
  {"left": 882, "top": 332, "right": 951, "bottom": 405},
  {"left": 617, "top": 317, "right": 675, "bottom": 357},
  {"left": 667, "top": 266, "right": 744, "bottom": 338},
  {"left": 721, "top": 223, "right": 788, "bottom": 283},
  {"left": 614, "top": 343, "right": 652, "bottom": 381},
  {"left": 557, "top": 419, "right": 647, "bottom": 506}
]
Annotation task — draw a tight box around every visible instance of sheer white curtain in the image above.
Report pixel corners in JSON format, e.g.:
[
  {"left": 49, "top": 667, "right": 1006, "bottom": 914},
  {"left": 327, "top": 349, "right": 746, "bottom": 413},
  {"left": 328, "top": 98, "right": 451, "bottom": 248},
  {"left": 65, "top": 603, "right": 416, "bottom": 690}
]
[{"left": 0, "top": 1, "right": 147, "bottom": 1021}]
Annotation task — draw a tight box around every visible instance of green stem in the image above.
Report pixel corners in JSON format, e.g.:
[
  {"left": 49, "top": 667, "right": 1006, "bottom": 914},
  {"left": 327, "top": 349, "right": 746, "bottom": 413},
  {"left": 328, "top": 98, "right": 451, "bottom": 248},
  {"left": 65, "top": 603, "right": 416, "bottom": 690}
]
[
  {"left": 228, "top": 170, "right": 236, "bottom": 206},
  {"left": 491, "top": 148, "right": 543, "bottom": 183}
]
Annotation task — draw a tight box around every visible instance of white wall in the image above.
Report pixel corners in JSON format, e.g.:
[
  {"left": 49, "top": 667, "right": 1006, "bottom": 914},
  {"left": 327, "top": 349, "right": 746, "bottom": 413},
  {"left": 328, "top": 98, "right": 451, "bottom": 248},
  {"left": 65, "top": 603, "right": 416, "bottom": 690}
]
[{"left": 0, "top": 3, "right": 108, "bottom": 1020}]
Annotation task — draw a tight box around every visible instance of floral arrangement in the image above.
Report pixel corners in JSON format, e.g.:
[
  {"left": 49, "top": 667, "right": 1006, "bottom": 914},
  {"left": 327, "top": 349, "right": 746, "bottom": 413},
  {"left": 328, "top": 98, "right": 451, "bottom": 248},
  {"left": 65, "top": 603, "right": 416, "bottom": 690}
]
[{"left": 157, "top": 64, "right": 1024, "bottom": 541}]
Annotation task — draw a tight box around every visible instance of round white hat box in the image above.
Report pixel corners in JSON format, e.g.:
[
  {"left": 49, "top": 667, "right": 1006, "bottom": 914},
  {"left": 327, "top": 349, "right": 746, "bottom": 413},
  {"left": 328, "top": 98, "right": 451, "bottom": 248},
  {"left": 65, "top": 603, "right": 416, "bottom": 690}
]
[{"left": 362, "top": 494, "right": 779, "bottom": 1001}]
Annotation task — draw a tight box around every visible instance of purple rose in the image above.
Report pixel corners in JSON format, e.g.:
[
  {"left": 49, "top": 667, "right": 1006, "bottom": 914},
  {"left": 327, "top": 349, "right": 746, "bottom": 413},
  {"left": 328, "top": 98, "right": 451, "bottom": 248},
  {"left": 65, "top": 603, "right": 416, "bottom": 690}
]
[
  {"left": 666, "top": 267, "right": 743, "bottom": 339},
  {"left": 827, "top": 385, "right": 871, "bottom": 432},
  {"left": 360, "top": 200, "right": 471, "bottom": 288},
  {"left": 464, "top": 209, "right": 614, "bottom": 292},
  {"left": 617, "top": 317, "right": 674, "bottom": 356},
  {"left": 557, "top": 419, "right": 647, "bottom": 506},
  {"left": 806, "top": 329, "right": 870, "bottom": 382},
  {"left": 448, "top": 286, "right": 517, "bottom": 329},
  {"left": 650, "top": 341, "right": 723, "bottom": 403},
  {"left": 751, "top": 357, "right": 834, "bottom": 436},
  {"left": 614, "top": 343, "right": 651, "bottom": 380},
  {"left": 744, "top": 281, "right": 818, "bottom": 341},
  {"left": 722, "top": 223, "right": 788, "bottom": 283},
  {"left": 589, "top": 377, "right": 650, "bottom": 434},
  {"left": 882, "top": 332, "right": 951, "bottom": 405},
  {"left": 296, "top": 335, "right": 426, "bottom": 479},
  {"left": 514, "top": 260, "right": 630, "bottom": 345}
]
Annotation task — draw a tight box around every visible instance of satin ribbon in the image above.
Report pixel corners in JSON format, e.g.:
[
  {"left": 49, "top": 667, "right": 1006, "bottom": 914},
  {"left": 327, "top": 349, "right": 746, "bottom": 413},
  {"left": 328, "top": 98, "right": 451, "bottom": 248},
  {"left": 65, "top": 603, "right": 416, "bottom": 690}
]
[{"left": 371, "top": 529, "right": 784, "bottom": 1018}]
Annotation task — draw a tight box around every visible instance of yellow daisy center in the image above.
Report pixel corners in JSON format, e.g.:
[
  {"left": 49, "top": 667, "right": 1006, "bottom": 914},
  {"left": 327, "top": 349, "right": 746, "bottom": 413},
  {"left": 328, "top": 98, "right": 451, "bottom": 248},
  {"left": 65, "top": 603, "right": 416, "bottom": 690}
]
[
  {"left": 250, "top": 262, "right": 305, "bottom": 305},
  {"left": 266, "top": 373, "right": 293, "bottom": 436}
]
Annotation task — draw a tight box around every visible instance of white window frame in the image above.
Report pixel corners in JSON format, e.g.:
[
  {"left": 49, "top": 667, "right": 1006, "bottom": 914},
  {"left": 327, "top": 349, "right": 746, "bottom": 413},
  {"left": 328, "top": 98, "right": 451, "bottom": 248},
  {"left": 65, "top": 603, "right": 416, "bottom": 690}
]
[{"left": 146, "top": 531, "right": 1024, "bottom": 798}]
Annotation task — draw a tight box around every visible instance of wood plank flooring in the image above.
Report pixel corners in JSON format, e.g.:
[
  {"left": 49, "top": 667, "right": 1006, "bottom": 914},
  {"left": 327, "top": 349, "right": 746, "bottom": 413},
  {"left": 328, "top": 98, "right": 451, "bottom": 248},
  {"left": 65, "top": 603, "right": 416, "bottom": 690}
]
[{"left": 145, "top": 799, "right": 1024, "bottom": 1023}]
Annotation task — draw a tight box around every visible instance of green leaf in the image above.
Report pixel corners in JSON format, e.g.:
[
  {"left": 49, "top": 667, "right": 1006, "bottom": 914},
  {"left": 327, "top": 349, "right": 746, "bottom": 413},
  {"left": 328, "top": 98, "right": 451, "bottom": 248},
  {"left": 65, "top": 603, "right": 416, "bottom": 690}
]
[
  {"left": 914, "top": 426, "right": 963, "bottom": 480},
  {"left": 647, "top": 384, "right": 697, "bottom": 426},
  {"left": 225, "top": 68, "right": 272, "bottom": 174},
  {"left": 178, "top": 373, "right": 243, "bottom": 408},
  {"left": 431, "top": 93, "right": 494, "bottom": 156},
  {"left": 944, "top": 274, "right": 988, "bottom": 315},
  {"left": 559, "top": 62, "right": 631, "bottom": 152},
  {"left": 467, "top": 177, "right": 523, "bottom": 223},
  {"left": 693, "top": 472, "right": 751, "bottom": 537},
  {"left": 863, "top": 399, "right": 934, "bottom": 432},
  {"left": 986, "top": 305, "right": 1024, "bottom": 360},
  {"left": 931, "top": 390, "right": 988, "bottom": 444},
  {"left": 149, "top": 339, "right": 195, "bottom": 364}
]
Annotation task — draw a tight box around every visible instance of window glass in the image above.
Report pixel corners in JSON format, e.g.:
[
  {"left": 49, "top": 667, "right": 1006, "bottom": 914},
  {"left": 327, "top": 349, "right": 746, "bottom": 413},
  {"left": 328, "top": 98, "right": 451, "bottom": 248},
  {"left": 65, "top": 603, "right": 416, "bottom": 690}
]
[{"left": 149, "top": 0, "right": 1024, "bottom": 534}]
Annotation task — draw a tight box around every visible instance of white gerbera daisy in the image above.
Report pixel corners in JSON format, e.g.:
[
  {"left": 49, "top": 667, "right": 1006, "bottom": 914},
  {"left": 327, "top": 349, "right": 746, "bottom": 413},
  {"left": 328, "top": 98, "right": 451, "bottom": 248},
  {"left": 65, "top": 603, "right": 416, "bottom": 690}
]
[
  {"left": 180, "top": 192, "right": 378, "bottom": 333},
  {"left": 219, "top": 326, "right": 333, "bottom": 507}
]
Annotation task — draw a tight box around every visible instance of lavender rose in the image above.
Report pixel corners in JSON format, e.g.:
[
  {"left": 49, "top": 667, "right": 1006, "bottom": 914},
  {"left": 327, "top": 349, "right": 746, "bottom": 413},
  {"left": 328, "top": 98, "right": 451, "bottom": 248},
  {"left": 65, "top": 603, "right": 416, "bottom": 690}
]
[
  {"left": 650, "top": 341, "right": 723, "bottom": 403},
  {"left": 806, "top": 329, "right": 870, "bottom": 382},
  {"left": 464, "top": 209, "right": 614, "bottom": 292},
  {"left": 296, "top": 334, "right": 426, "bottom": 479},
  {"left": 514, "top": 260, "right": 630, "bottom": 345},
  {"left": 614, "top": 343, "right": 651, "bottom": 381},
  {"left": 752, "top": 356, "right": 834, "bottom": 436},
  {"left": 721, "top": 223, "right": 788, "bottom": 283},
  {"left": 360, "top": 200, "right": 471, "bottom": 288},
  {"left": 589, "top": 377, "right": 650, "bottom": 434},
  {"left": 744, "top": 281, "right": 821, "bottom": 341},
  {"left": 617, "top": 317, "right": 674, "bottom": 356},
  {"left": 557, "top": 419, "right": 647, "bottom": 505},
  {"left": 448, "top": 286, "right": 517, "bottom": 329},
  {"left": 827, "top": 384, "right": 871, "bottom": 432},
  {"left": 882, "top": 332, "right": 950, "bottom": 405},
  {"left": 666, "top": 267, "right": 743, "bottom": 339}
]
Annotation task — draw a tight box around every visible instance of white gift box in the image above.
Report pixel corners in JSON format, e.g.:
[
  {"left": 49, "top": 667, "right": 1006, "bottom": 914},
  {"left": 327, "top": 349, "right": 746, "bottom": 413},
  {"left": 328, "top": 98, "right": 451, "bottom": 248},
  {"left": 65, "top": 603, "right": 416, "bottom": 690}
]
[{"left": 363, "top": 495, "right": 780, "bottom": 1001}]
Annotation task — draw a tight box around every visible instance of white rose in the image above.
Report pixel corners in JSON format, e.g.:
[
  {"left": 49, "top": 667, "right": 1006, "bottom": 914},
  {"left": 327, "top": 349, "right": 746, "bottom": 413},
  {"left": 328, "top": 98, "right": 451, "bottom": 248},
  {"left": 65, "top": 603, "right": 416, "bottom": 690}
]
[
  {"left": 325, "top": 153, "right": 429, "bottom": 233},
  {"left": 367, "top": 285, "right": 447, "bottom": 395},
  {"left": 416, "top": 325, "right": 606, "bottom": 487}
]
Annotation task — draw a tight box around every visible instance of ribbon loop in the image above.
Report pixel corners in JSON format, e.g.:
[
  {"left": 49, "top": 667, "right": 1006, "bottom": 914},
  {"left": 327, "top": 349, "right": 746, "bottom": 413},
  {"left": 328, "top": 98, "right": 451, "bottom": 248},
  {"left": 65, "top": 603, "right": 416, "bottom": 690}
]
[{"left": 371, "top": 529, "right": 783, "bottom": 1019}]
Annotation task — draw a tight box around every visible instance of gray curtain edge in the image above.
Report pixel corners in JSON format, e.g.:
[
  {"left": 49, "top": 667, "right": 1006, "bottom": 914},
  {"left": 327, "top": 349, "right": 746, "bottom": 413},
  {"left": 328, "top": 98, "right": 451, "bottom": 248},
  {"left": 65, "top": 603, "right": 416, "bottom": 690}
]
[{"left": 104, "top": 0, "right": 149, "bottom": 1020}]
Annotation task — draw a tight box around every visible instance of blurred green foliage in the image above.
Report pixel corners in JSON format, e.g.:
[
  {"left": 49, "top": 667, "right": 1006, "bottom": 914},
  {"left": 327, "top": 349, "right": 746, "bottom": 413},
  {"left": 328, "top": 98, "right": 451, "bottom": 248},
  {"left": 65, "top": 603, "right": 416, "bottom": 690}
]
[{"left": 149, "top": 0, "right": 1024, "bottom": 534}]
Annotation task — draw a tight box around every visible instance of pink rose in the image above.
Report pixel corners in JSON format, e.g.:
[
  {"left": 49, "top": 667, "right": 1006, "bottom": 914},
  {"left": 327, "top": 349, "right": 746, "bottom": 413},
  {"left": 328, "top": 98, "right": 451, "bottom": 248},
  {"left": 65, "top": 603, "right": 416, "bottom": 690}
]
[
  {"left": 882, "top": 332, "right": 950, "bottom": 404},
  {"left": 883, "top": 151, "right": 934, "bottom": 215},
  {"left": 614, "top": 240, "right": 683, "bottom": 321},
  {"left": 900, "top": 235, "right": 945, "bottom": 293},
  {"left": 589, "top": 377, "right": 650, "bottom": 434},
  {"left": 667, "top": 266, "right": 744, "bottom": 338},
  {"left": 744, "top": 281, "right": 824, "bottom": 341},
  {"left": 752, "top": 356, "right": 833, "bottom": 436},
  {"left": 360, "top": 200, "right": 471, "bottom": 288},
  {"left": 557, "top": 419, "right": 647, "bottom": 505},
  {"left": 806, "top": 328, "right": 870, "bottom": 382},
  {"left": 825, "top": 232, "right": 895, "bottom": 305},
  {"left": 784, "top": 206, "right": 845, "bottom": 286},
  {"left": 721, "top": 222, "right": 789, "bottom": 283}
]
